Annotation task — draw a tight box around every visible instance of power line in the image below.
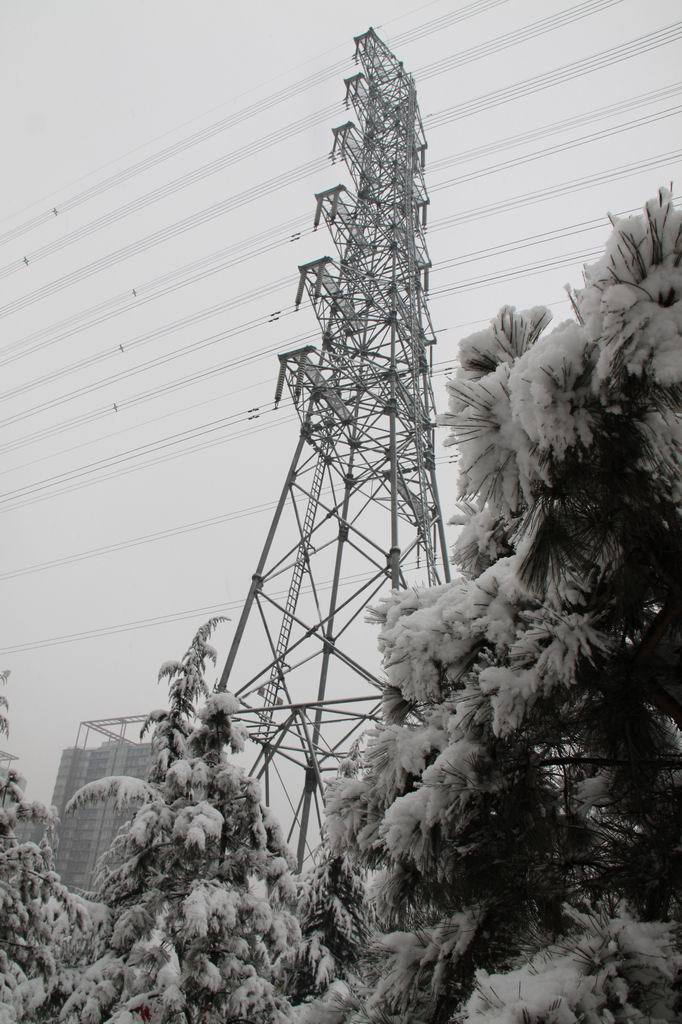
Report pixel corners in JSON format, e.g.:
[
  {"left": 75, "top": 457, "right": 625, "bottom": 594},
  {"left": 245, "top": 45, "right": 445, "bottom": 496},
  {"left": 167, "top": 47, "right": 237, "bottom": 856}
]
[
  {"left": 4, "top": 120, "right": 677, "bottom": 398},
  {"left": 0, "top": 325, "right": 312, "bottom": 460},
  {"left": 427, "top": 20, "right": 682, "bottom": 127},
  {"left": 0, "top": 413, "right": 299, "bottom": 516},
  {"left": 0, "top": 266, "right": 294, "bottom": 406},
  {"left": 0, "top": 103, "right": 337, "bottom": 281},
  {"left": 0, "top": 1, "right": 625, "bottom": 282},
  {"left": 415, "top": 0, "right": 626, "bottom": 83},
  {"left": 0, "top": 304, "right": 583, "bottom": 577},
  {"left": 0, "top": 247, "right": 596, "bottom": 499},
  {"left": 0, "top": 495, "right": 294, "bottom": 582},
  {"left": 0, "top": 229, "right": 575, "bottom": 443},
  {"left": 0, "top": 601, "right": 237, "bottom": 656},
  {"left": 429, "top": 149, "right": 682, "bottom": 232},
  {"left": 0, "top": 22, "right": 675, "bottom": 324},
  {"left": 3, "top": 181, "right": 677, "bottom": 480},
  {"left": 4, "top": 191, "right": 678, "bottom": 460},
  {"left": 2, "top": 370, "right": 277, "bottom": 477},
  {"left": 4, "top": 207, "right": 595, "bottom": 407},
  {"left": 0, "top": 33, "right": 676, "bottom": 515},
  {"left": 0, "top": 283, "right": 295, "bottom": 430},
  {"left": 390, "top": 0, "right": 513, "bottom": 46},
  {"left": 0, "top": 399, "right": 295, "bottom": 508},
  {"left": 0, "top": 408, "right": 459, "bottom": 579},
  {"left": 0, "top": 360, "right": 483, "bottom": 510},
  {"left": 0, "top": 313, "right": 587, "bottom": 486},
  {"left": 0, "top": 252, "right": 539, "bottom": 444},
  {"left": 0, "top": 1, "right": 608, "bottom": 284},
  {"left": 3, "top": 80, "right": 677, "bottom": 375},
  {"left": 430, "top": 246, "right": 603, "bottom": 299},
  {"left": 0, "top": 83, "right": 346, "bottom": 250},
  {"left": 0, "top": 0, "right": 508, "bottom": 247},
  {"left": 0, "top": 213, "right": 309, "bottom": 368},
  {"left": 427, "top": 80, "right": 682, "bottom": 173},
  {"left": 0, "top": 154, "right": 328, "bottom": 321},
  {"left": 378, "top": 0, "right": 449, "bottom": 32},
  {"left": 0, "top": 341, "right": 562, "bottom": 585},
  {"left": 0, "top": 557, "right": 426, "bottom": 657},
  {"left": 429, "top": 197, "right": 680, "bottom": 274},
  {"left": 6, "top": 356, "right": 458, "bottom": 484},
  {"left": 429, "top": 105, "right": 682, "bottom": 192}
]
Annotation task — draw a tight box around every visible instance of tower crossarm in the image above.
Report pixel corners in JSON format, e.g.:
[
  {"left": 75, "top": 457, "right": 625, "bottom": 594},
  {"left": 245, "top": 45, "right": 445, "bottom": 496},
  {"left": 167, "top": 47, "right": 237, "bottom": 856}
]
[
  {"left": 353, "top": 27, "right": 404, "bottom": 77},
  {"left": 330, "top": 122, "right": 362, "bottom": 176},
  {"left": 343, "top": 72, "right": 368, "bottom": 112}
]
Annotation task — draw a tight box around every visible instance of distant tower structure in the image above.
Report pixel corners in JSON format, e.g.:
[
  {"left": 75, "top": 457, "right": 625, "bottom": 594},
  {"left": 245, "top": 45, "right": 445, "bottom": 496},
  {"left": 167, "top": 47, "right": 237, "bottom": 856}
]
[{"left": 219, "top": 28, "right": 450, "bottom": 868}]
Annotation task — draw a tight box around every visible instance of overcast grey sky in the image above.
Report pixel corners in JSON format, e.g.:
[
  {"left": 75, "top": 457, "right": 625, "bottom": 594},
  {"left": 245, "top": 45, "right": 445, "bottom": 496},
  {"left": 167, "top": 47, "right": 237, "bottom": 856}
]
[{"left": 0, "top": 0, "right": 680, "bottom": 807}]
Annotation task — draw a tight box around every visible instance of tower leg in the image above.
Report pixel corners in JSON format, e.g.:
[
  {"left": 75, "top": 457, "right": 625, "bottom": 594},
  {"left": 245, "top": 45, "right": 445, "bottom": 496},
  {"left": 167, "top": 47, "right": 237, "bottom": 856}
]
[{"left": 218, "top": 430, "right": 307, "bottom": 694}]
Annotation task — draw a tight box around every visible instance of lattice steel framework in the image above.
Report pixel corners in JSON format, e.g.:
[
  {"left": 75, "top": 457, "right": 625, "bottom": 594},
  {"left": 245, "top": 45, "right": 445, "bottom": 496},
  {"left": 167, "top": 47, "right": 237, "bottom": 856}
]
[{"left": 218, "top": 28, "right": 450, "bottom": 868}]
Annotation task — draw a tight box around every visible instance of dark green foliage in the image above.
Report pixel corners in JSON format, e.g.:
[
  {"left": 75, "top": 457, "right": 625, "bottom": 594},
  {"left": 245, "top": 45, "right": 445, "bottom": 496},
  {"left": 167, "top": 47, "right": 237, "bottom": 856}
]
[
  {"left": 282, "top": 847, "right": 371, "bottom": 1004},
  {"left": 325, "top": 190, "right": 682, "bottom": 1023}
]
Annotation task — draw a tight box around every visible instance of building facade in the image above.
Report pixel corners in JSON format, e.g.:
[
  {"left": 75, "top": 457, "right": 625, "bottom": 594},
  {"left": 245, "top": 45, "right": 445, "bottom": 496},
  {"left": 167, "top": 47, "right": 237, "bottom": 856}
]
[{"left": 51, "top": 717, "right": 150, "bottom": 891}]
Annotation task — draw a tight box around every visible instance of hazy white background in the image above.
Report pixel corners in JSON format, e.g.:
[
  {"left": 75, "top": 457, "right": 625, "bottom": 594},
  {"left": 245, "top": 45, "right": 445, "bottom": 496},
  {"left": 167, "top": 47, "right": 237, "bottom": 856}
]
[{"left": 0, "top": 0, "right": 680, "bottom": 805}]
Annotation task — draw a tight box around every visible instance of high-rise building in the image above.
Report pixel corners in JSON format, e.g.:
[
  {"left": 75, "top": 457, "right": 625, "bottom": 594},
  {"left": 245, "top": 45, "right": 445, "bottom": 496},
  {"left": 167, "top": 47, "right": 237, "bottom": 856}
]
[
  {"left": 51, "top": 716, "right": 150, "bottom": 891},
  {"left": 0, "top": 749, "right": 22, "bottom": 824},
  {"left": 0, "top": 747, "right": 19, "bottom": 789}
]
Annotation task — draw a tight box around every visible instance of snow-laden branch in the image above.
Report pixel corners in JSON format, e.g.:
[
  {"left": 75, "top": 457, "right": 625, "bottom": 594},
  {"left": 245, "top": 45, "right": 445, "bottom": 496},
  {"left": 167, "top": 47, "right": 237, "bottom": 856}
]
[{"left": 66, "top": 775, "right": 158, "bottom": 815}]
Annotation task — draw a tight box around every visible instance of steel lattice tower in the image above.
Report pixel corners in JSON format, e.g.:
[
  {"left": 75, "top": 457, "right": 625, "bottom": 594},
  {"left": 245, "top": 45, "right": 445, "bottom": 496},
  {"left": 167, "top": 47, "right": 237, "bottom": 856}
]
[{"left": 218, "top": 28, "right": 450, "bottom": 868}]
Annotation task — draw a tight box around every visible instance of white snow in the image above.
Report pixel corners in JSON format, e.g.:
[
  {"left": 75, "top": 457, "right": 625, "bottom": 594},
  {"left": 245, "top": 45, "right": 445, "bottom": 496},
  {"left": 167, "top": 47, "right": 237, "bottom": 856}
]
[
  {"left": 65, "top": 776, "right": 157, "bottom": 815},
  {"left": 172, "top": 801, "right": 224, "bottom": 851}
]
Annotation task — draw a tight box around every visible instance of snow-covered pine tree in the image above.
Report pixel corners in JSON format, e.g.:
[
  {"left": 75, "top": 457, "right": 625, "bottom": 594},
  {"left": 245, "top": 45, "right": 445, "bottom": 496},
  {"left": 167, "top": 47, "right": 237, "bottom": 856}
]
[
  {"left": 279, "top": 839, "right": 370, "bottom": 1005},
  {"left": 0, "top": 670, "right": 89, "bottom": 1024},
  {"left": 325, "top": 188, "right": 682, "bottom": 1023},
  {"left": 61, "top": 620, "right": 299, "bottom": 1024}
]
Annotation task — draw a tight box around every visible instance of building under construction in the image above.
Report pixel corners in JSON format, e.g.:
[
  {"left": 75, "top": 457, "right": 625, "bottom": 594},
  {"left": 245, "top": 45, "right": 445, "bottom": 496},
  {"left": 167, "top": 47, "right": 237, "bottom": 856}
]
[{"left": 50, "top": 715, "right": 149, "bottom": 890}]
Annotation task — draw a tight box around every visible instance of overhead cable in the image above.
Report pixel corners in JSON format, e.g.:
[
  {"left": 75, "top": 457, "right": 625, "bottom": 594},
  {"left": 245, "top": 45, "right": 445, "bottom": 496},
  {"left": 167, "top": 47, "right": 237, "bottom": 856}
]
[
  {"left": 427, "top": 80, "right": 682, "bottom": 172},
  {"left": 5, "top": 193, "right": 680, "bottom": 457},
  {"left": 0, "top": 496, "right": 287, "bottom": 582},
  {"left": 429, "top": 149, "right": 682, "bottom": 231},
  {"left": 0, "top": 83, "right": 345, "bottom": 249},
  {"left": 0, "top": 558, "right": 425, "bottom": 656},
  {"left": 0, "top": 0, "right": 509, "bottom": 247},
  {"left": 2, "top": 24, "right": 676, "bottom": 320},
  {"left": 4, "top": 83, "right": 677, "bottom": 372},
  {"left": 0, "top": 104, "right": 336, "bottom": 281},
  {"left": 0, "top": 155, "right": 327, "bottom": 321},
  {"left": 427, "top": 20, "right": 682, "bottom": 127},
  {"left": 415, "top": 0, "right": 626, "bottom": 83},
  {"left": 0, "top": 283, "right": 295, "bottom": 430},
  {"left": 430, "top": 246, "right": 603, "bottom": 299},
  {"left": 0, "top": 213, "right": 309, "bottom": 367},
  {"left": 429, "top": 105, "right": 682, "bottom": 191},
  {"left": 0, "top": 1, "right": 625, "bottom": 277},
  {"left": 391, "top": 0, "right": 513, "bottom": 46},
  {"left": 3, "top": 367, "right": 283, "bottom": 476},
  {"left": 0, "top": 326, "right": 313, "bottom": 461},
  {"left": 0, "top": 413, "right": 299, "bottom": 516},
  {"left": 0, "top": 401, "right": 295, "bottom": 509},
  {"left": 0, "top": 2, "right": 625, "bottom": 281}
]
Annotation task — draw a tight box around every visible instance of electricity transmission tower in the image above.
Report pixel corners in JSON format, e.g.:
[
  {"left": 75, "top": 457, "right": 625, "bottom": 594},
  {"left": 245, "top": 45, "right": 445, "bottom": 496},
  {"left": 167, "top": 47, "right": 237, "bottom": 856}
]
[{"left": 218, "top": 27, "right": 450, "bottom": 868}]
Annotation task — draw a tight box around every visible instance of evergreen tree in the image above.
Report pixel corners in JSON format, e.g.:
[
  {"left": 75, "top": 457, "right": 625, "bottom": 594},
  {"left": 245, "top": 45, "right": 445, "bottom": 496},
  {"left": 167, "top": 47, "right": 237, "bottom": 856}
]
[
  {"left": 62, "top": 620, "right": 299, "bottom": 1024},
  {"left": 0, "top": 670, "right": 89, "bottom": 1024},
  {"left": 280, "top": 841, "right": 370, "bottom": 1004},
  {"left": 325, "top": 189, "right": 682, "bottom": 1023}
]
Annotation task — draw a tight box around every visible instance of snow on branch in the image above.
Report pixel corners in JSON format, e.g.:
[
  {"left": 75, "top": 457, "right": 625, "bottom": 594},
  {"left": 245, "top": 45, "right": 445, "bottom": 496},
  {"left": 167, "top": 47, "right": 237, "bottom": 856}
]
[{"left": 66, "top": 775, "right": 158, "bottom": 815}]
